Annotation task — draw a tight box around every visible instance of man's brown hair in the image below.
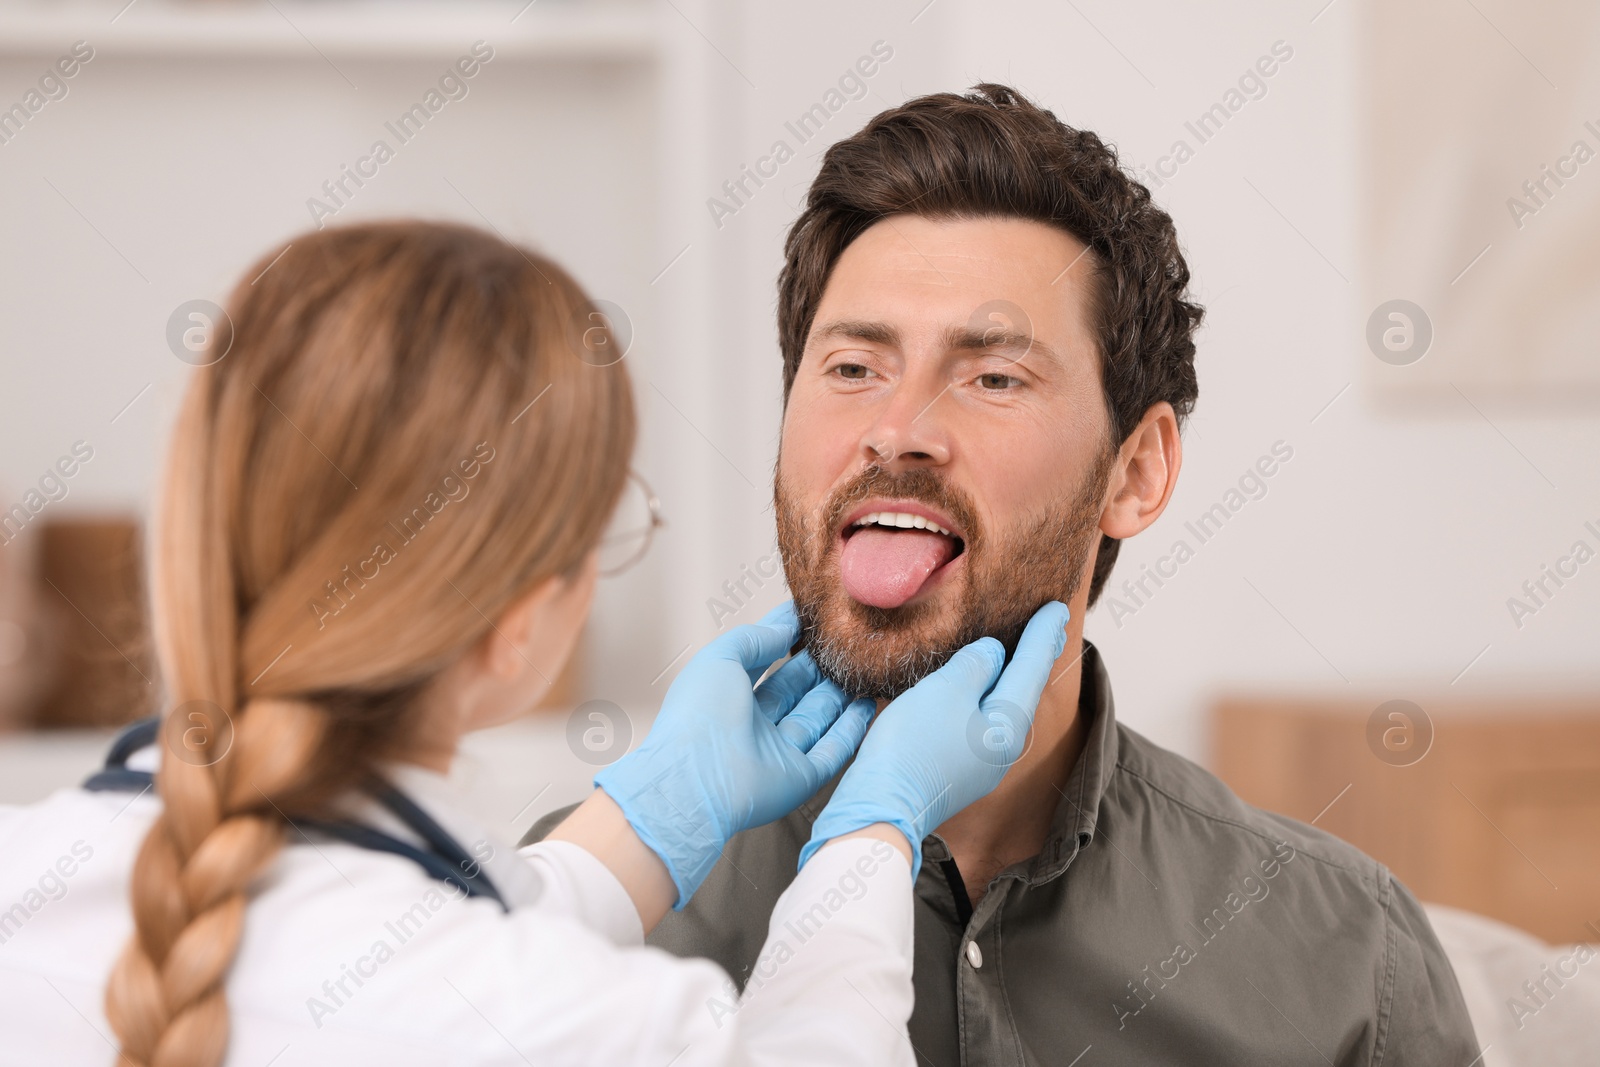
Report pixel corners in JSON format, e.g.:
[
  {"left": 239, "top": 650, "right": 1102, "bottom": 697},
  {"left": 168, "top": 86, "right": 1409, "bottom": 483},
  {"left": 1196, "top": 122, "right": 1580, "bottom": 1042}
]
[{"left": 777, "top": 83, "right": 1203, "bottom": 606}]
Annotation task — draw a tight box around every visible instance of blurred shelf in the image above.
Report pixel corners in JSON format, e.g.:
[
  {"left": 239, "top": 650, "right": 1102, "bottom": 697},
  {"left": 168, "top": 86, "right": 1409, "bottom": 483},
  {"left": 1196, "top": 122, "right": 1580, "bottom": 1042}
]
[{"left": 0, "top": 1, "right": 659, "bottom": 61}]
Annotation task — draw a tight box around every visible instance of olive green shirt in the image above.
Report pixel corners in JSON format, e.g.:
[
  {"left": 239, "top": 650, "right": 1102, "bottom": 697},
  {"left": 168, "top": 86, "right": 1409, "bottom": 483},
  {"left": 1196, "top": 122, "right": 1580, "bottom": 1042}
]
[{"left": 524, "top": 642, "right": 1479, "bottom": 1066}]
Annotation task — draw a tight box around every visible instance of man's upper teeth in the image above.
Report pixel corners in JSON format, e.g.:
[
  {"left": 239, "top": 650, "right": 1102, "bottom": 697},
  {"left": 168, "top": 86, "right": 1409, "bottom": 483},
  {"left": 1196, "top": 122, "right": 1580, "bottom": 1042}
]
[{"left": 853, "top": 511, "right": 951, "bottom": 536}]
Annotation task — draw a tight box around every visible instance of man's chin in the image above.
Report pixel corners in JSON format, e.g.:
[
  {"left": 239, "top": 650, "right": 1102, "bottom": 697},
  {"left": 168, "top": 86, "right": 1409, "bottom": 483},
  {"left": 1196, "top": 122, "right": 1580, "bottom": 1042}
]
[
  {"left": 797, "top": 576, "right": 1055, "bottom": 700},
  {"left": 799, "top": 591, "right": 971, "bottom": 700}
]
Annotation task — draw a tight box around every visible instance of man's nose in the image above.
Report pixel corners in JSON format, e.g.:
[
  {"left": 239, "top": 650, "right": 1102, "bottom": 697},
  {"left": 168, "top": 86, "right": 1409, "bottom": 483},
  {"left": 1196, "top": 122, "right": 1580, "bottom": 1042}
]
[{"left": 859, "top": 374, "right": 952, "bottom": 468}]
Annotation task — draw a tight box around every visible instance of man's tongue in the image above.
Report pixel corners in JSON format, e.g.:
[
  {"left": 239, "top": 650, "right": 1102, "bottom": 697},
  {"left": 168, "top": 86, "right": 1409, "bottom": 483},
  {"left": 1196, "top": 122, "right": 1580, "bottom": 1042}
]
[{"left": 839, "top": 527, "right": 956, "bottom": 609}]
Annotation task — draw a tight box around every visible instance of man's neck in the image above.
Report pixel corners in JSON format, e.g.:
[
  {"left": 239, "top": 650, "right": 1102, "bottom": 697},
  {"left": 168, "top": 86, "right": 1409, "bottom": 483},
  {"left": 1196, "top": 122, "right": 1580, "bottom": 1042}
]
[{"left": 935, "top": 634, "right": 1090, "bottom": 908}]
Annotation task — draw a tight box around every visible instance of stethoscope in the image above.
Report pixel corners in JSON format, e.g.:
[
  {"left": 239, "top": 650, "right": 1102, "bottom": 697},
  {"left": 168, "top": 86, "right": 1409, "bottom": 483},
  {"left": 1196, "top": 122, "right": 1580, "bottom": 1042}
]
[{"left": 84, "top": 716, "right": 509, "bottom": 912}]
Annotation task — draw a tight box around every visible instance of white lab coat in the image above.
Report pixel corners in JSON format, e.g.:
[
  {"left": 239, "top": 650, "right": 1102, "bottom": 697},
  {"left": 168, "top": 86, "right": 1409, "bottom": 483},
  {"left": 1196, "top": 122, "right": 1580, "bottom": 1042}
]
[{"left": 0, "top": 753, "right": 916, "bottom": 1066}]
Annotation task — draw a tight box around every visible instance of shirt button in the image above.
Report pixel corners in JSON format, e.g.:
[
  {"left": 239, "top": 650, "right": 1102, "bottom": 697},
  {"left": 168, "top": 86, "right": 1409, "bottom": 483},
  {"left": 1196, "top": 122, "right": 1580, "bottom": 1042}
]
[{"left": 965, "top": 940, "right": 983, "bottom": 969}]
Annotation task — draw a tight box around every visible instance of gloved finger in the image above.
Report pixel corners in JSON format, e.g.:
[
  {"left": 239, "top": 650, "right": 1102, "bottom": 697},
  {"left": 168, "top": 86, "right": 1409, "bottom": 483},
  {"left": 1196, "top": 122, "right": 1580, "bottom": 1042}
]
[
  {"left": 905, "top": 636, "right": 1006, "bottom": 704},
  {"left": 743, "top": 601, "right": 801, "bottom": 684},
  {"left": 982, "top": 601, "right": 1070, "bottom": 723},
  {"left": 753, "top": 600, "right": 797, "bottom": 630},
  {"left": 754, "top": 651, "right": 822, "bottom": 723},
  {"left": 775, "top": 678, "right": 849, "bottom": 750},
  {"left": 804, "top": 697, "right": 874, "bottom": 781},
  {"left": 702, "top": 603, "right": 800, "bottom": 683}
]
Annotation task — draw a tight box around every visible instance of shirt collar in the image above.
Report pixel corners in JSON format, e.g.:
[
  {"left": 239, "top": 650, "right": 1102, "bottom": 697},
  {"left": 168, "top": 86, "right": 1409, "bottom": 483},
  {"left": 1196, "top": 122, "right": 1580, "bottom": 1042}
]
[{"left": 1026, "top": 637, "right": 1118, "bottom": 883}]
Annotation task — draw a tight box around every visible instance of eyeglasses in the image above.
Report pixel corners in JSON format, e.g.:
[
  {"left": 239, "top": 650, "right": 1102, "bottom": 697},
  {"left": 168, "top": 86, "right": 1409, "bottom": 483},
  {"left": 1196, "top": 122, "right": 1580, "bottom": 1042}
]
[{"left": 597, "top": 471, "right": 664, "bottom": 577}]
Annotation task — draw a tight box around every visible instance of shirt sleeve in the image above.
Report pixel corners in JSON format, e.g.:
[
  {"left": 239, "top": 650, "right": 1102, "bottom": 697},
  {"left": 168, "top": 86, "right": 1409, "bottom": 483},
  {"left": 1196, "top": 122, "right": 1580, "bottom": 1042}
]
[
  {"left": 449, "top": 836, "right": 916, "bottom": 1066},
  {"left": 1374, "top": 875, "right": 1483, "bottom": 1067}
]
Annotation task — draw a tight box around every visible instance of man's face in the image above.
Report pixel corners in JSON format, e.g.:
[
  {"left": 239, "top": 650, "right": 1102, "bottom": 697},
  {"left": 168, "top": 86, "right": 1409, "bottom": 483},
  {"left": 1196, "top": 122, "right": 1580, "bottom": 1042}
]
[{"left": 776, "top": 214, "right": 1116, "bottom": 699}]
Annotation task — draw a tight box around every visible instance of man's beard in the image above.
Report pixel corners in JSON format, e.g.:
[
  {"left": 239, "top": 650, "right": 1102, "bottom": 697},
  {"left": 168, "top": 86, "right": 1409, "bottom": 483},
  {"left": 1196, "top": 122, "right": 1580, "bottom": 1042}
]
[{"left": 775, "top": 443, "right": 1116, "bottom": 700}]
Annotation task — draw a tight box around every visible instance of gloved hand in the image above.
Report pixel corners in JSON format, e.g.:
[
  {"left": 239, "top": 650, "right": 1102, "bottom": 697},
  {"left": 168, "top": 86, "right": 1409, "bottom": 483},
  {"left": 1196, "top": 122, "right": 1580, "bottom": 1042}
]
[
  {"left": 800, "top": 601, "right": 1071, "bottom": 881},
  {"left": 595, "top": 602, "right": 873, "bottom": 908}
]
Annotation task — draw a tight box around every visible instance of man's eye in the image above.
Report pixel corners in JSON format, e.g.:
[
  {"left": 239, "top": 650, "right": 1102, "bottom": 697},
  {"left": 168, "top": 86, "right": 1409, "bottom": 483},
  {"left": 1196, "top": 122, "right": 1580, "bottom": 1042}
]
[
  {"left": 835, "top": 364, "right": 871, "bottom": 380},
  {"left": 978, "top": 373, "right": 1020, "bottom": 390}
]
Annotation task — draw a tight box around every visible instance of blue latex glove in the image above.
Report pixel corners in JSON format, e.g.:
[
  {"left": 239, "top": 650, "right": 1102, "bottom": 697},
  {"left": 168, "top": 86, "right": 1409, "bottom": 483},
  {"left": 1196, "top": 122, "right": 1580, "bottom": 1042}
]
[
  {"left": 595, "top": 602, "right": 873, "bottom": 908},
  {"left": 800, "top": 601, "right": 1071, "bottom": 881}
]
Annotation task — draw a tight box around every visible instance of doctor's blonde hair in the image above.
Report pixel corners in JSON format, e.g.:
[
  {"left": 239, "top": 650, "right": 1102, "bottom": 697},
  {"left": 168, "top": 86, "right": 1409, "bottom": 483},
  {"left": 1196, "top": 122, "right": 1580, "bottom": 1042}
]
[{"left": 105, "top": 222, "right": 635, "bottom": 1067}]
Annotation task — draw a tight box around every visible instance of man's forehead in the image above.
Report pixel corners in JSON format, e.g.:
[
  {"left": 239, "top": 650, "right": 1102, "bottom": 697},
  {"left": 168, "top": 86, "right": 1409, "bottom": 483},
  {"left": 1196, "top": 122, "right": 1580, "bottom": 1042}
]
[
  {"left": 841, "top": 213, "right": 1085, "bottom": 269},
  {"left": 809, "top": 214, "right": 1095, "bottom": 355}
]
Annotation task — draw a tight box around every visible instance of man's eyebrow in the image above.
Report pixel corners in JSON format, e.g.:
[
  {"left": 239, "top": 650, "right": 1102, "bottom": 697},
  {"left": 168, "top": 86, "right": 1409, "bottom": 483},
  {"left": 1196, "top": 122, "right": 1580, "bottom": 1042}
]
[
  {"left": 942, "top": 324, "right": 1061, "bottom": 365},
  {"left": 807, "top": 319, "right": 901, "bottom": 349}
]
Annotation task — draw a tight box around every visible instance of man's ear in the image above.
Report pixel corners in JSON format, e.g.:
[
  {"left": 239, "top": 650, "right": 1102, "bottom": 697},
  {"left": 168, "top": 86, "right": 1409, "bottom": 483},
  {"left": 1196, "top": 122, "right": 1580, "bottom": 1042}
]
[{"left": 1100, "top": 402, "right": 1182, "bottom": 539}]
